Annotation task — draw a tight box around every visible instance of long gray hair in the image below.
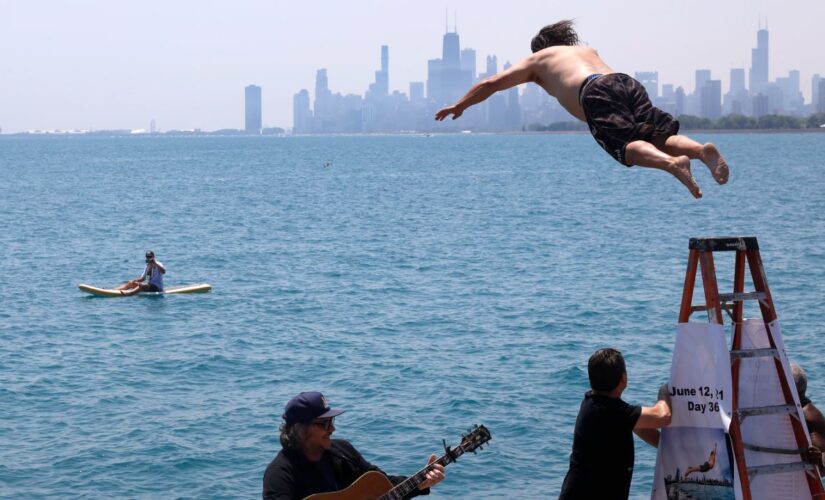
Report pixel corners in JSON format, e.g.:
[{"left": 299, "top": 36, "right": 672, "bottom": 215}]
[{"left": 279, "top": 421, "right": 309, "bottom": 451}]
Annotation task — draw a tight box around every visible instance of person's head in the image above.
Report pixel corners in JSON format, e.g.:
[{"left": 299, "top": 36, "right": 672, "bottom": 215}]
[
  {"left": 145, "top": 250, "right": 155, "bottom": 263},
  {"left": 279, "top": 391, "right": 345, "bottom": 456},
  {"left": 531, "top": 20, "right": 580, "bottom": 53},
  {"left": 791, "top": 363, "right": 807, "bottom": 400},
  {"left": 588, "top": 348, "right": 627, "bottom": 393}
]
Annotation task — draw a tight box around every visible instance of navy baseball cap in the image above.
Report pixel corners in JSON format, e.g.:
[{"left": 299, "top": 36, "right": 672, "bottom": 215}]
[{"left": 283, "top": 391, "right": 345, "bottom": 425}]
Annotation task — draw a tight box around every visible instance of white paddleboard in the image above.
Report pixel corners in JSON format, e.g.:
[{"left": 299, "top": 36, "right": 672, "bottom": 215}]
[{"left": 79, "top": 283, "right": 212, "bottom": 297}]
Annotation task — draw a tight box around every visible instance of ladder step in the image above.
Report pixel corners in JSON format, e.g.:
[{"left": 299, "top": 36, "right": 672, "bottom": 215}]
[
  {"left": 719, "top": 291, "right": 766, "bottom": 302},
  {"left": 689, "top": 236, "right": 759, "bottom": 252},
  {"left": 744, "top": 443, "right": 806, "bottom": 455},
  {"left": 747, "top": 461, "right": 814, "bottom": 478},
  {"left": 738, "top": 404, "right": 797, "bottom": 420},
  {"left": 731, "top": 348, "right": 779, "bottom": 360}
]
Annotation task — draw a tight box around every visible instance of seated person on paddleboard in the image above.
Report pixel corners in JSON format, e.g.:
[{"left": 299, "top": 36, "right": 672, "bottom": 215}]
[
  {"left": 262, "top": 391, "right": 445, "bottom": 500},
  {"left": 119, "top": 250, "right": 165, "bottom": 296}
]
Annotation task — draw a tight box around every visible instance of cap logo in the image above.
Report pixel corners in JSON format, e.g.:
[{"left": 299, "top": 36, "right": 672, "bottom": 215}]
[{"left": 321, "top": 395, "right": 329, "bottom": 410}]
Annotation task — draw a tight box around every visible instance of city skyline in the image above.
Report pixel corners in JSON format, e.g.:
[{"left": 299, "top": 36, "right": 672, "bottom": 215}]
[
  {"left": 2, "top": 0, "right": 824, "bottom": 132},
  {"left": 288, "top": 22, "right": 821, "bottom": 134}
]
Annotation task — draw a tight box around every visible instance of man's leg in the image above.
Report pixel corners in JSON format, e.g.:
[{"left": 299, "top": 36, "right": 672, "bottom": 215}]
[
  {"left": 117, "top": 280, "right": 136, "bottom": 290},
  {"left": 625, "top": 140, "right": 702, "bottom": 199},
  {"left": 655, "top": 135, "right": 729, "bottom": 185},
  {"left": 120, "top": 283, "right": 147, "bottom": 296}
]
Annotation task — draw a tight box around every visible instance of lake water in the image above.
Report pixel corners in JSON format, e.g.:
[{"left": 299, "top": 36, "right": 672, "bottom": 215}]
[{"left": 1, "top": 133, "right": 824, "bottom": 498}]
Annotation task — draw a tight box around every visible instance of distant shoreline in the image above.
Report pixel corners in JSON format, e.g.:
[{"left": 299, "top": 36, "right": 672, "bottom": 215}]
[{"left": 2, "top": 128, "right": 823, "bottom": 137}]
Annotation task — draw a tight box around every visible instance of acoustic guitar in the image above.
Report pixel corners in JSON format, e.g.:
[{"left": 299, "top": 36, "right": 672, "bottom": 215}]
[{"left": 305, "top": 424, "right": 491, "bottom": 500}]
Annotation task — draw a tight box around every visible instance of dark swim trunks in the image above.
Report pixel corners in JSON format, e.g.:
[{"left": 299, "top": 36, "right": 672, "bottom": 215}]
[
  {"left": 579, "top": 73, "right": 680, "bottom": 166},
  {"left": 699, "top": 461, "right": 711, "bottom": 472}
]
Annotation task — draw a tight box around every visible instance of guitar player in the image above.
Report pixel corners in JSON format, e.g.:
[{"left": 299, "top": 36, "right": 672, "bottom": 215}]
[{"left": 263, "top": 391, "right": 446, "bottom": 499}]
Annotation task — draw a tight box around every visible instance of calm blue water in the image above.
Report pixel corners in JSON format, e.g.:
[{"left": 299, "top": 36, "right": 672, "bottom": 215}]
[{"left": 1, "top": 133, "right": 824, "bottom": 499}]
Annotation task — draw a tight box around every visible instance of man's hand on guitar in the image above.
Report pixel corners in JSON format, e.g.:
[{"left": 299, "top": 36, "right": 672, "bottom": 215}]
[{"left": 418, "top": 454, "right": 446, "bottom": 490}]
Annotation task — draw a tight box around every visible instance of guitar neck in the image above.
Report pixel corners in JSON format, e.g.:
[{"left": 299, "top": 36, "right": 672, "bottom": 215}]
[{"left": 379, "top": 447, "right": 466, "bottom": 500}]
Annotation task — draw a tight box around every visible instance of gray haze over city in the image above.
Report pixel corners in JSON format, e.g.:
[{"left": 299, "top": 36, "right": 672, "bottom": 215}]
[{"left": 2, "top": 0, "right": 824, "bottom": 133}]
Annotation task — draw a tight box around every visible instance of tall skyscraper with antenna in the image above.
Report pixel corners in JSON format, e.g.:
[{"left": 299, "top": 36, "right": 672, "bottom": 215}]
[
  {"left": 750, "top": 22, "right": 769, "bottom": 93},
  {"left": 427, "top": 12, "right": 472, "bottom": 106}
]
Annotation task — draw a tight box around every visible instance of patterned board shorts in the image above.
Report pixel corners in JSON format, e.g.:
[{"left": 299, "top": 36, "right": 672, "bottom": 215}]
[{"left": 579, "top": 73, "right": 680, "bottom": 166}]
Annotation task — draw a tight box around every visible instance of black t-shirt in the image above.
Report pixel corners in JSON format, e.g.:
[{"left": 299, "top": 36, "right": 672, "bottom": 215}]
[
  {"left": 262, "top": 439, "right": 428, "bottom": 500},
  {"left": 559, "top": 391, "right": 642, "bottom": 500}
]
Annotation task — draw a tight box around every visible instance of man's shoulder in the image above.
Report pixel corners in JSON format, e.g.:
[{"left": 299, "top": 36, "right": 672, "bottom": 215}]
[
  {"left": 264, "top": 449, "right": 294, "bottom": 473},
  {"left": 805, "top": 402, "right": 825, "bottom": 421},
  {"left": 534, "top": 45, "right": 597, "bottom": 58},
  {"left": 580, "top": 393, "right": 639, "bottom": 418},
  {"left": 330, "top": 439, "right": 358, "bottom": 455}
]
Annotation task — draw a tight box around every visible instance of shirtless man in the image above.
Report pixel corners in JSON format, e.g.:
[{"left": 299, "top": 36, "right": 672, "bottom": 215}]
[
  {"left": 684, "top": 443, "right": 717, "bottom": 477},
  {"left": 792, "top": 363, "right": 825, "bottom": 475},
  {"left": 434, "top": 20, "right": 729, "bottom": 199}
]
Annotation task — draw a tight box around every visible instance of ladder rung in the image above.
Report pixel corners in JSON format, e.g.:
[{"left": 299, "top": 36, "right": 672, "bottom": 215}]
[
  {"left": 744, "top": 443, "right": 806, "bottom": 455},
  {"left": 738, "top": 404, "right": 797, "bottom": 420},
  {"left": 691, "top": 304, "right": 734, "bottom": 314},
  {"left": 719, "top": 291, "right": 766, "bottom": 303},
  {"left": 731, "top": 348, "right": 779, "bottom": 360},
  {"left": 747, "top": 461, "right": 814, "bottom": 478}
]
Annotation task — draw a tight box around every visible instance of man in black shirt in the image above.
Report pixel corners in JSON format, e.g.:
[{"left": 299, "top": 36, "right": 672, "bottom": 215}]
[
  {"left": 262, "top": 391, "right": 445, "bottom": 500},
  {"left": 560, "top": 348, "right": 672, "bottom": 499}
]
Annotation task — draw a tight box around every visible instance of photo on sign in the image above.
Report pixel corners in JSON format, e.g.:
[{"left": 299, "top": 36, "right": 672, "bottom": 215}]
[{"left": 659, "top": 426, "right": 734, "bottom": 500}]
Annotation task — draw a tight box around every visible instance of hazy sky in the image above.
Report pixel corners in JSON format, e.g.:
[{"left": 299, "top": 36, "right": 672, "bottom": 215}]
[{"left": 2, "top": 0, "right": 823, "bottom": 132}]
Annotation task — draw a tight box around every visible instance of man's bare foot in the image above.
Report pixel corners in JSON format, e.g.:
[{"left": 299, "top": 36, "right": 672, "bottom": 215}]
[
  {"left": 669, "top": 155, "right": 702, "bottom": 199},
  {"left": 700, "top": 143, "right": 729, "bottom": 185}
]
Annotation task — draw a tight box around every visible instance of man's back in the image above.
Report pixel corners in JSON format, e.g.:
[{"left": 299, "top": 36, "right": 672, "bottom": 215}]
[
  {"left": 559, "top": 392, "right": 641, "bottom": 499},
  {"left": 530, "top": 46, "right": 614, "bottom": 120}
]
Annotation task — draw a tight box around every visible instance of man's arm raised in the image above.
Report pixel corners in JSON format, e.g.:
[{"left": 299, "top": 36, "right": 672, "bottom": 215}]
[
  {"left": 435, "top": 55, "right": 537, "bottom": 121},
  {"left": 635, "top": 384, "right": 672, "bottom": 430}
]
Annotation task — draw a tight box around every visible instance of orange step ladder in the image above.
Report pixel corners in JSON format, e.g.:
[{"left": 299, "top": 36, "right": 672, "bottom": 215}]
[{"left": 678, "top": 236, "right": 824, "bottom": 499}]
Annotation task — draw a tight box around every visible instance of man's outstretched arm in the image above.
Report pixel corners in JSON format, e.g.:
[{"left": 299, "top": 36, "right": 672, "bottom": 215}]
[
  {"left": 435, "top": 56, "right": 537, "bottom": 121},
  {"left": 635, "top": 384, "right": 672, "bottom": 430}
]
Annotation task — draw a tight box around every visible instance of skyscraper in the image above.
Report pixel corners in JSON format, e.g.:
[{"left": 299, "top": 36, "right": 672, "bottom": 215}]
[
  {"left": 700, "top": 80, "right": 722, "bottom": 119},
  {"left": 426, "top": 22, "right": 473, "bottom": 108},
  {"left": 460, "top": 48, "right": 476, "bottom": 83},
  {"left": 635, "top": 71, "right": 659, "bottom": 100},
  {"left": 314, "top": 69, "right": 331, "bottom": 120},
  {"left": 409, "top": 82, "right": 424, "bottom": 102},
  {"left": 695, "top": 70, "right": 711, "bottom": 94},
  {"left": 750, "top": 27, "right": 769, "bottom": 93},
  {"left": 813, "top": 74, "right": 822, "bottom": 110},
  {"left": 293, "top": 89, "right": 311, "bottom": 133},
  {"left": 245, "top": 85, "right": 262, "bottom": 134},
  {"left": 375, "top": 45, "right": 389, "bottom": 96},
  {"left": 724, "top": 68, "right": 748, "bottom": 116},
  {"left": 818, "top": 80, "right": 825, "bottom": 113},
  {"left": 730, "top": 68, "right": 746, "bottom": 93}
]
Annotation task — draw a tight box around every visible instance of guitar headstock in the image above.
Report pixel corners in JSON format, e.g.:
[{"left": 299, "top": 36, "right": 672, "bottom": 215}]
[{"left": 455, "top": 424, "right": 492, "bottom": 454}]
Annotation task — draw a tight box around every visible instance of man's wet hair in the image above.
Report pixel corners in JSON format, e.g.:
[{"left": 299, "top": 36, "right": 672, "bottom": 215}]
[
  {"left": 588, "top": 348, "right": 626, "bottom": 391},
  {"left": 531, "top": 20, "right": 580, "bottom": 53}
]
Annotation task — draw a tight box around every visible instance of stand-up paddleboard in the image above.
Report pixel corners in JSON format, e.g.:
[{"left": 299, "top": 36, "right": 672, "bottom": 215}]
[{"left": 78, "top": 283, "right": 212, "bottom": 297}]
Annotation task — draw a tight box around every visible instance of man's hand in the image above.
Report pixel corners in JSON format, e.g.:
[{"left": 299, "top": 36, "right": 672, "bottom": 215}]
[
  {"left": 804, "top": 446, "right": 823, "bottom": 467},
  {"left": 435, "top": 106, "right": 463, "bottom": 121},
  {"left": 417, "top": 454, "right": 445, "bottom": 490}
]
